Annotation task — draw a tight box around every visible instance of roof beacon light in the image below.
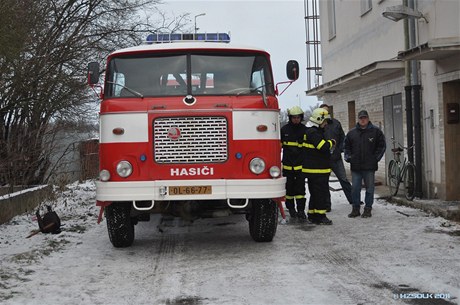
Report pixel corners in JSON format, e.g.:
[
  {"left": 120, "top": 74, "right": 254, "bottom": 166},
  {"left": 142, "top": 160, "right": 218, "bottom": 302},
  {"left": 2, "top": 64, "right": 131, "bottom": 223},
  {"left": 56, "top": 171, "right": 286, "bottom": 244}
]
[{"left": 146, "top": 33, "right": 230, "bottom": 44}]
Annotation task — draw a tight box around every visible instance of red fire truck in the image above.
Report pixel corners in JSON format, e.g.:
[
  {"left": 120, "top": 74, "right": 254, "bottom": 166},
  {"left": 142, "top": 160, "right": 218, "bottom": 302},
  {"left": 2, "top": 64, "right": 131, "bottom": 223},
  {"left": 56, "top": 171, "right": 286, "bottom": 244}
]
[{"left": 87, "top": 33, "right": 299, "bottom": 247}]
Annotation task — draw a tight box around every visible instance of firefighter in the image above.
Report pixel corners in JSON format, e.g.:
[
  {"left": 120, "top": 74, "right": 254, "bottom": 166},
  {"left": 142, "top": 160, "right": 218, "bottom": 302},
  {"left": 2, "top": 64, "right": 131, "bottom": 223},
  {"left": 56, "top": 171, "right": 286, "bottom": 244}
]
[
  {"left": 302, "top": 108, "right": 335, "bottom": 225},
  {"left": 281, "top": 106, "right": 307, "bottom": 219}
]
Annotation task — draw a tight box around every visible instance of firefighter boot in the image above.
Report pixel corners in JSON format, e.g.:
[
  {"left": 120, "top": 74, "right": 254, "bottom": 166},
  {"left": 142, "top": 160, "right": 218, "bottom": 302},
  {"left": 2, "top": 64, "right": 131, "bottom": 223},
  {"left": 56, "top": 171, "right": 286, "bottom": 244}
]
[
  {"left": 361, "top": 207, "right": 372, "bottom": 218},
  {"left": 348, "top": 206, "right": 361, "bottom": 218},
  {"left": 307, "top": 212, "right": 317, "bottom": 223},
  {"left": 315, "top": 215, "right": 333, "bottom": 225},
  {"left": 296, "top": 199, "right": 307, "bottom": 220},
  {"left": 285, "top": 199, "right": 297, "bottom": 218}
]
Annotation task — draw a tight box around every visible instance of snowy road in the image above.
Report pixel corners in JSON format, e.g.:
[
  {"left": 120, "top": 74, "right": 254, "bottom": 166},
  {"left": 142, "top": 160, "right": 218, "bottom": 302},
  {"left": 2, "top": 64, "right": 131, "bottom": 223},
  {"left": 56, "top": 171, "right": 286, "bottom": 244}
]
[{"left": 1, "top": 181, "right": 459, "bottom": 305}]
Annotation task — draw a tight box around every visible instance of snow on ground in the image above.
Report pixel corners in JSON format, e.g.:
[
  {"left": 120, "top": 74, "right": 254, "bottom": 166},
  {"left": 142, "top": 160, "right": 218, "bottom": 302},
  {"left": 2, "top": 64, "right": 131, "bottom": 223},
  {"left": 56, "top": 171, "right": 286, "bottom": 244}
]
[{"left": 0, "top": 180, "right": 459, "bottom": 305}]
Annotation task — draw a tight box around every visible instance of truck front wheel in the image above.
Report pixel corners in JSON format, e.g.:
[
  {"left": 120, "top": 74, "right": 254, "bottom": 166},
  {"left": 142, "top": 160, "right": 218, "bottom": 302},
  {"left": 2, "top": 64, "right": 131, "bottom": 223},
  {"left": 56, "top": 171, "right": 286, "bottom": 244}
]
[
  {"left": 105, "top": 202, "right": 134, "bottom": 247},
  {"left": 249, "top": 199, "right": 278, "bottom": 242}
]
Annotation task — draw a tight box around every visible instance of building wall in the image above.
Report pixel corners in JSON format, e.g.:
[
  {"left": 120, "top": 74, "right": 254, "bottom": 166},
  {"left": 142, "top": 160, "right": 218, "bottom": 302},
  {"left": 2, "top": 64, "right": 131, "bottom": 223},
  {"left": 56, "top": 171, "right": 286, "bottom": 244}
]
[
  {"left": 322, "top": 75, "right": 406, "bottom": 183},
  {"left": 417, "top": 0, "right": 460, "bottom": 43},
  {"left": 46, "top": 130, "right": 98, "bottom": 185},
  {"left": 420, "top": 60, "right": 442, "bottom": 198},
  {"left": 318, "top": 0, "right": 405, "bottom": 83},
  {"left": 313, "top": 0, "right": 460, "bottom": 200},
  {"left": 436, "top": 66, "right": 460, "bottom": 200}
]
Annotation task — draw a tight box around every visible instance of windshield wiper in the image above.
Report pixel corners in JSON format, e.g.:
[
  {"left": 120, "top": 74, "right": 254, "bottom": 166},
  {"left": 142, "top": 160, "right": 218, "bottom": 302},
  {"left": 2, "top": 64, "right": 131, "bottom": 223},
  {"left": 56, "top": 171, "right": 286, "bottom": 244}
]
[
  {"left": 236, "top": 84, "right": 271, "bottom": 96},
  {"left": 107, "top": 81, "right": 144, "bottom": 98}
]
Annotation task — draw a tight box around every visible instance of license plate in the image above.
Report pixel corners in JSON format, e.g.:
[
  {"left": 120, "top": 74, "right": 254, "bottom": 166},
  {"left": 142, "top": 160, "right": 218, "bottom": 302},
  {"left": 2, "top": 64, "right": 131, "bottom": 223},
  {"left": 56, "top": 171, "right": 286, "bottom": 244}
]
[{"left": 168, "top": 185, "right": 212, "bottom": 195}]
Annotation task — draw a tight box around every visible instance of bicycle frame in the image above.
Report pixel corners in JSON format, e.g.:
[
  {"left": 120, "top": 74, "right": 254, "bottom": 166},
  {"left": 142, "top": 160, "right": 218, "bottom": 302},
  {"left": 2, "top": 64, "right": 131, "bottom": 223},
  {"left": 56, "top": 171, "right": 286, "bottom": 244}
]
[{"left": 388, "top": 140, "right": 416, "bottom": 200}]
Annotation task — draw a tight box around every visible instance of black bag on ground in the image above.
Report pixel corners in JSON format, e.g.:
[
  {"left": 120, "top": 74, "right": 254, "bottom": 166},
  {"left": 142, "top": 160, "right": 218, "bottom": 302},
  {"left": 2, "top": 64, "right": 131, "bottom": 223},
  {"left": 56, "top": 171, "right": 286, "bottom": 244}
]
[{"left": 36, "top": 205, "right": 61, "bottom": 234}]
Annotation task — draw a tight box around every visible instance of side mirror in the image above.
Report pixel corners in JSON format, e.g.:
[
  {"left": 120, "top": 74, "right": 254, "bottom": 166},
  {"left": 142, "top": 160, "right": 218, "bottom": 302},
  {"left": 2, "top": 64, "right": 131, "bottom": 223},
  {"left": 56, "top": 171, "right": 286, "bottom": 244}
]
[
  {"left": 286, "top": 60, "right": 299, "bottom": 81},
  {"left": 87, "top": 62, "right": 100, "bottom": 85}
]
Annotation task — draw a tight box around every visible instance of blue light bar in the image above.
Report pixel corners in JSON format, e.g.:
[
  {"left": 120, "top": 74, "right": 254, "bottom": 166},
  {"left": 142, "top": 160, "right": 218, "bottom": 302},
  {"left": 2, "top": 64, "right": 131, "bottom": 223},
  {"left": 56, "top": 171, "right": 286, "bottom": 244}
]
[{"left": 146, "top": 33, "right": 230, "bottom": 44}]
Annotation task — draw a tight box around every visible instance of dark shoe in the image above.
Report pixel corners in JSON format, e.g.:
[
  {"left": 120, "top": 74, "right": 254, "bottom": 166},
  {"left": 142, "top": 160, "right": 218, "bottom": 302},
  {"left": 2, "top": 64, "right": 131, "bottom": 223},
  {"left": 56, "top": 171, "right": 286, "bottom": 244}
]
[
  {"left": 361, "top": 207, "right": 372, "bottom": 218},
  {"left": 314, "top": 216, "right": 333, "bottom": 225},
  {"left": 297, "top": 211, "right": 307, "bottom": 220},
  {"left": 348, "top": 206, "right": 361, "bottom": 218},
  {"left": 288, "top": 208, "right": 297, "bottom": 218}
]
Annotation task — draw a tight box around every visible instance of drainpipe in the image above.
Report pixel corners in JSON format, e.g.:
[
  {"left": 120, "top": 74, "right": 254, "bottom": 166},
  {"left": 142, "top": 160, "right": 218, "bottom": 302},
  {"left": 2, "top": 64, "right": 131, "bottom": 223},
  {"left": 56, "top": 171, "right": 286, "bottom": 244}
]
[
  {"left": 413, "top": 84, "right": 422, "bottom": 198},
  {"left": 403, "top": 0, "right": 414, "bottom": 164},
  {"left": 408, "top": 0, "right": 423, "bottom": 198},
  {"left": 405, "top": 86, "right": 414, "bottom": 164}
]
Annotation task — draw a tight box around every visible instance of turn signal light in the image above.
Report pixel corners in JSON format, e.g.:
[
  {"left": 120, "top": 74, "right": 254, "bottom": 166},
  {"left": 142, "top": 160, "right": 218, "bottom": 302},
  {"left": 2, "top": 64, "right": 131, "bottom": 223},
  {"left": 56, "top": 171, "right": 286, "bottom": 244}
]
[
  {"left": 256, "top": 125, "right": 268, "bottom": 132},
  {"left": 113, "top": 128, "right": 125, "bottom": 135}
]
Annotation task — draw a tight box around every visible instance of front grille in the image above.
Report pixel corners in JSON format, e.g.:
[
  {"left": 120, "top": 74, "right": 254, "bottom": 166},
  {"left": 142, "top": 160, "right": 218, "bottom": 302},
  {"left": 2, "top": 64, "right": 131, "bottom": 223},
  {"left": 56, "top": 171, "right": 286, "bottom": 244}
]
[{"left": 154, "top": 116, "right": 228, "bottom": 163}]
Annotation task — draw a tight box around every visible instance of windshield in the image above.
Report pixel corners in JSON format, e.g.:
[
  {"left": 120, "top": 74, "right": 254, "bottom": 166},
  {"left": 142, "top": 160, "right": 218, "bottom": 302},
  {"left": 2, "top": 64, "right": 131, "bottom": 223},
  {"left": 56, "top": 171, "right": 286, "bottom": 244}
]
[{"left": 105, "top": 53, "right": 274, "bottom": 98}]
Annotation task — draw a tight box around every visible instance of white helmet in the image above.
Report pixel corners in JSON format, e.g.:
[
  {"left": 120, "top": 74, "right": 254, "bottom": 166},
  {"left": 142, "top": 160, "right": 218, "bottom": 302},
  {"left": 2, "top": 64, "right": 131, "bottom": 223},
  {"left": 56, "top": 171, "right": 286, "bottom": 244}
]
[
  {"left": 288, "top": 106, "right": 304, "bottom": 116},
  {"left": 309, "top": 108, "right": 331, "bottom": 124}
]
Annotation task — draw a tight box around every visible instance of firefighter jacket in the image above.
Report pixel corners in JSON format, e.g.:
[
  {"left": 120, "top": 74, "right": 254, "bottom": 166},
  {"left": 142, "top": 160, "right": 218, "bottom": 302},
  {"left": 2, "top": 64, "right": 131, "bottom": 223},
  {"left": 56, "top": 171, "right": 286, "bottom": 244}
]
[
  {"left": 323, "top": 118, "right": 346, "bottom": 162},
  {"left": 281, "top": 121, "right": 307, "bottom": 172},
  {"left": 344, "top": 121, "right": 386, "bottom": 171},
  {"left": 301, "top": 122, "right": 333, "bottom": 175}
]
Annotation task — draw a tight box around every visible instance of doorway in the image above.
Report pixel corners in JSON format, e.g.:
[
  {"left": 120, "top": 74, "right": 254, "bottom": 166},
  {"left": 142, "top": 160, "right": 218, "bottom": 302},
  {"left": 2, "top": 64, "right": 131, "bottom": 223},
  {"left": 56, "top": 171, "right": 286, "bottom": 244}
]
[
  {"left": 383, "top": 93, "right": 404, "bottom": 181},
  {"left": 443, "top": 81, "right": 460, "bottom": 200}
]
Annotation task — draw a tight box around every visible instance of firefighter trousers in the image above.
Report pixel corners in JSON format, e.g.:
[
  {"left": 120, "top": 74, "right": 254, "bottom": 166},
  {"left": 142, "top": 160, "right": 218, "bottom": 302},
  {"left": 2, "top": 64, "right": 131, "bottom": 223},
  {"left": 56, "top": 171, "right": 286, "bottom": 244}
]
[
  {"left": 305, "top": 173, "right": 330, "bottom": 218},
  {"left": 284, "top": 171, "right": 306, "bottom": 211}
]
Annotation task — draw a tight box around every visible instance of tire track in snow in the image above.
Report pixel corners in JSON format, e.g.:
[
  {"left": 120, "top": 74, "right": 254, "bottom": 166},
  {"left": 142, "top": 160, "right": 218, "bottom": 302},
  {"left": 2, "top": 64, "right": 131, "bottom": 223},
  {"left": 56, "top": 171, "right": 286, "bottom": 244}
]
[
  {"left": 148, "top": 217, "right": 203, "bottom": 304},
  {"left": 321, "top": 249, "right": 398, "bottom": 305}
]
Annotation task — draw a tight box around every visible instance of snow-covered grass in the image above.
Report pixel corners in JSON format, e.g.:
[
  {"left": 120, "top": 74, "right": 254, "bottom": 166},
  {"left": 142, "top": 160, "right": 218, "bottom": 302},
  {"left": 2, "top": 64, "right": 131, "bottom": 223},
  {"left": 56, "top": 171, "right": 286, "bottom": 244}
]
[{"left": 0, "top": 180, "right": 98, "bottom": 301}]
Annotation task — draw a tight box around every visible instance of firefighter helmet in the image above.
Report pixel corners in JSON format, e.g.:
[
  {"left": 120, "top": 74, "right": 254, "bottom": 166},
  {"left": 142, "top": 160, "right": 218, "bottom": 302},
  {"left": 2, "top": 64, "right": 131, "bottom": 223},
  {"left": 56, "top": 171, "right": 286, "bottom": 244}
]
[
  {"left": 288, "top": 106, "right": 304, "bottom": 116},
  {"left": 309, "top": 108, "right": 331, "bottom": 125}
]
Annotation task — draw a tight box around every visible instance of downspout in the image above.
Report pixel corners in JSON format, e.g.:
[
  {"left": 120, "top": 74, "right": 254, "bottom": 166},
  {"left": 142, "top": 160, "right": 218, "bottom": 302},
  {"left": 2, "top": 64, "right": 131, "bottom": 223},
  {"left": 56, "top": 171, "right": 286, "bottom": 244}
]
[
  {"left": 408, "top": 0, "right": 423, "bottom": 198},
  {"left": 405, "top": 86, "right": 414, "bottom": 163},
  {"left": 403, "top": 0, "right": 414, "bottom": 164}
]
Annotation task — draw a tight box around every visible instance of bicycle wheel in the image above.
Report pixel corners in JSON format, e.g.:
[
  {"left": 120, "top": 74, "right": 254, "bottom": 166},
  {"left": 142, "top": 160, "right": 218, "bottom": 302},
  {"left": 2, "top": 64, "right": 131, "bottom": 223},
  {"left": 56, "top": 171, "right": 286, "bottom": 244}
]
[
  {"left": 388, "top": 160, "right": 400, "bottom": 196},
  {"left": 403, "top": 162, "right": 416, "bottom": 201}
]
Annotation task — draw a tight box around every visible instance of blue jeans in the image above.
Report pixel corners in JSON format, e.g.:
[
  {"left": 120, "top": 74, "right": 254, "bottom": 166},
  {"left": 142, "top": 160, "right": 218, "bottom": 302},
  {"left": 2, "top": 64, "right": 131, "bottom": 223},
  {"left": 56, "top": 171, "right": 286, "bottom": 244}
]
[
  {"left": 351, "top": 170, "right": 375, "bottom": 208},
  {"left": 331, "top": 158, "right": 353, "bottom": 204}
]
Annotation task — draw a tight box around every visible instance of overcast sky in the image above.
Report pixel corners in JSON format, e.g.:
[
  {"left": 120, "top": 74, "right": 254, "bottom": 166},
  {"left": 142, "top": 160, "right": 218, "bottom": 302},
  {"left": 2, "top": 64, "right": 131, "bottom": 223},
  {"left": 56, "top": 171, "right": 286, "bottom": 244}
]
[{"left": 160, "top": 0, "right": 319, "bottom": 112}]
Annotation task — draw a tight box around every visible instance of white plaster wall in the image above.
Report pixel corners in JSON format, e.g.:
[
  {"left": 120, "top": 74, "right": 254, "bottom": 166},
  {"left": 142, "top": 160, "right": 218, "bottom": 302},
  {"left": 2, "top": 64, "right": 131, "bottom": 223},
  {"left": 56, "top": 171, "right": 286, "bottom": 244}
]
[
  {"left": 420, "top": 61, "right": 441, "bottom": 187},
  {"left": 417, "top": 0, "right": 460, "bottom": 44},
  {"left": 316, "top": 0, "right": 460, "bottom": 199},
  {"left": 319, "top": 0, "right": 405, "bottom": 83}
]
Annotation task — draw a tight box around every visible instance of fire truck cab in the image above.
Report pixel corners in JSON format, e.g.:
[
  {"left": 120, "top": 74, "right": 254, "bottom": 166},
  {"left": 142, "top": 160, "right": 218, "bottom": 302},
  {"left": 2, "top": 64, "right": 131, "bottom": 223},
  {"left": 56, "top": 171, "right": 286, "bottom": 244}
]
[{"left": 88, "top": 33, "right": 299, "bottom": 247}]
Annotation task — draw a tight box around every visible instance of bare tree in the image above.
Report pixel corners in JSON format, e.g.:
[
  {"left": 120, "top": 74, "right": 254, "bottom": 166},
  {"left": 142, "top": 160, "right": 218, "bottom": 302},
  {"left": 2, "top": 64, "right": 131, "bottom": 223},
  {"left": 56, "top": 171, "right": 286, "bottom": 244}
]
[{"left": 0, "top": 0, "right": 189, "bottom": 186}]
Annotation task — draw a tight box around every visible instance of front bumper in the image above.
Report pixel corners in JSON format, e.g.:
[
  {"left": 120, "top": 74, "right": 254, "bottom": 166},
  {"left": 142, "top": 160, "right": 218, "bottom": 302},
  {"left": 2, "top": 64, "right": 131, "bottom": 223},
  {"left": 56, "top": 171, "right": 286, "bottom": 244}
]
[{"left": 96, "top": 178, "right": 286, "bottom": 202}]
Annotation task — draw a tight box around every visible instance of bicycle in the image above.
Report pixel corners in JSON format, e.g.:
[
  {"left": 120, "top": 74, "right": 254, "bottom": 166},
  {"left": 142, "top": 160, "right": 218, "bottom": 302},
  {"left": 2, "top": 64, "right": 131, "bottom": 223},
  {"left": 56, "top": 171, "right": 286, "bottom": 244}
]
[{"left": 387, "top": 139, "right": 416, "bottom": 201}]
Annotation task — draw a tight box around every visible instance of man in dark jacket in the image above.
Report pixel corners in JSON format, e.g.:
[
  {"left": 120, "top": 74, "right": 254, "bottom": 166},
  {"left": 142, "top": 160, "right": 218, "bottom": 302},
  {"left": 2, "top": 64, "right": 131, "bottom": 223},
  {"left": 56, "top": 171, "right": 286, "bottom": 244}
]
[
  {"left": 281, "top": 106, "right": 307, "bottom": 219},
  {"left": 320, "top": 104, "right": 353, "bottom": 210},
  {"left": 301, "top": 108, "right": 335, "bottom": 225},
  {"left": 344, "top": 110, "right": 386, "bottom": 218}
]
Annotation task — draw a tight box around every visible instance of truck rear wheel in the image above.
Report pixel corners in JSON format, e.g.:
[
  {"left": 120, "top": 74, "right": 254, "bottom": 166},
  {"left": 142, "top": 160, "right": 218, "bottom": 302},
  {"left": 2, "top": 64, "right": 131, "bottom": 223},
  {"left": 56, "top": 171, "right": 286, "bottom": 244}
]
[
  {"left": 249, "top": 199, "right": 278, "bottom": 242},
  {"left": 106, "top": 202, "right": 134, "bottom": 248}
]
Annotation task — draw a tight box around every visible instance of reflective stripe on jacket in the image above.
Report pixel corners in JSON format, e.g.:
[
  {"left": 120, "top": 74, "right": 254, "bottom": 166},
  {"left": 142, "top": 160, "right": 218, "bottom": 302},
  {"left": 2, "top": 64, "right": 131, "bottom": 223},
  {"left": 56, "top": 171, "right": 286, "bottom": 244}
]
[
  {"left": 301, "top": 125, "right": 332, "bottom": 174},
  {"left": 281, "top": 122, "right": 307, "bottom": 171}
]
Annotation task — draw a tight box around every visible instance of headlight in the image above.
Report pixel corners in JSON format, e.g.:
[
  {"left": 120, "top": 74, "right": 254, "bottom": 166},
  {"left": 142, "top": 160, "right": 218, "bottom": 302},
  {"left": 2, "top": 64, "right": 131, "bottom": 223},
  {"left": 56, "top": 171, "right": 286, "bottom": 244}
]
[
  {"left": 116, "top": 161, "right": 133, "bottom": 178},
  {"left": 249, "top": 158, "right": 265, "bottom": 175},
  {"left": 99, "top": 169, "right": 111, "bottom": 181},
  {"left": 269, "top": 166, "right": 281, "bottom": 178}
]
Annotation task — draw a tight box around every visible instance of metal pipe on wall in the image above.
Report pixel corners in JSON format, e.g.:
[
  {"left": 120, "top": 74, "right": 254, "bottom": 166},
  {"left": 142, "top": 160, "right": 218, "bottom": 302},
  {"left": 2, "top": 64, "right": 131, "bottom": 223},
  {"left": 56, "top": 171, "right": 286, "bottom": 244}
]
[{"left": 408, "top": 0, "right": 423, "bottom": 198}]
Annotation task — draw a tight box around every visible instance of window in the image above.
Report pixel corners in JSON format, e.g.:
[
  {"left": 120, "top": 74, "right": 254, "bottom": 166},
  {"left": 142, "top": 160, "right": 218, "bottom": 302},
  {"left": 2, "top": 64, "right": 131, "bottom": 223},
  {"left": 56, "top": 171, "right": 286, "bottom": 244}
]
[
  {"left": 327, "top": 0, "right": 336, "bottom": 40},
  {"left": 361, "top": 0, "right": 372, "bottom": 16},
  {"left": 105, "top": 53, "right": 274, "bottom": 98}
]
